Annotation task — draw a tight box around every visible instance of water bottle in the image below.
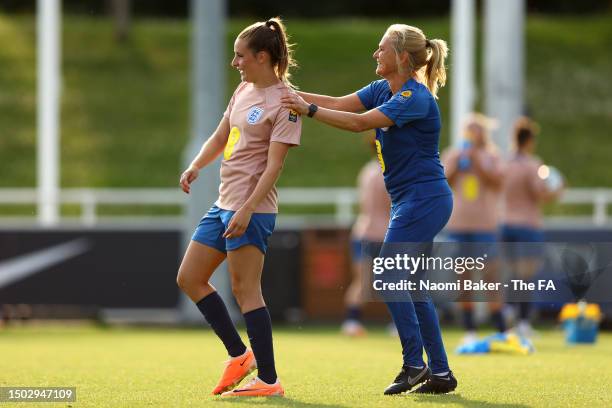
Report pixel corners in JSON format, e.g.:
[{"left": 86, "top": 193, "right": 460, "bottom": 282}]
[{"left": 458, "top": 140, "right": 472, "bottom": 170}]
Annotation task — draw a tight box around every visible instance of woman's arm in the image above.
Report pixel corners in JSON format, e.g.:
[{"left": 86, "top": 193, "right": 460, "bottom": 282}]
[
  {"left": 532, "top": 177, "right": 564, "bottom": 203},
  {"left": 190, "top": 116, "right": 230, "bottom": 169},
  {"left": 222, "top": 142, "right": 291, "bottom": 238},
  {"left": 537, "top": 187, "right": 564, "bottom": 203},
  {"left": 281, "top": 93, "right": 393, "bottom": 133},
  {"left": 470, "top": 151, "right": 503, "bottom": 189},
  {"left": 442, "top": 150, "right": 460, "bottom": 186},
  {"left": 296, "top": 91, "right": 366, "bottom": 113},
  {"left": 179, "top": 116, "right": 230, "bottom": 194}
]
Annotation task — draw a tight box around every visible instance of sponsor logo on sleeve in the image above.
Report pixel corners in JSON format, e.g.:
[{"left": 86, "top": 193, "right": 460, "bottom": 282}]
[
  {"left": 288, "top": 109, "right": 299, "bottom": 123},
  {"left": 398, "top": 90, "right": 412, "bottom": 101}
]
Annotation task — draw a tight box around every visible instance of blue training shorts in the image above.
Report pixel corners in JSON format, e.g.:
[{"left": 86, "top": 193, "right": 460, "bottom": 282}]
[
  {"left": 446, "top": 231, "right": 499, "bottom": 259},
  {"left": 192, "top": 205, "right": 276, "bottom": 255},
  {"left": 499, "top": 224, "right": 544, "bottom": 259},
  {"left": 351, "top": 239, "right": 384, "bottom": 262},
  {"left": 499, "top": 225, "right": 544, "bottom": 243}
]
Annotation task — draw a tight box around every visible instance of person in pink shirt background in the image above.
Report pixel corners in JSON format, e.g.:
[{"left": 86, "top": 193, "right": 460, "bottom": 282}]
[
  {"left": 176, "top": 17, "right": 301, "bottom": 397},
  {"left": 442, "top": 113, "right": 507, "bottom": 344},
  {"left": 342, "top": 135, "right": 391, "bottom": 337},
  {"left": 500, "top": 116, "right": 563, "bottom": 337}
]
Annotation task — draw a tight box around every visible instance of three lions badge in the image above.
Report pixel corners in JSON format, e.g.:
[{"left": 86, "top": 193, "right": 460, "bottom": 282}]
[{"left": 247, "top": 106, "right": 264, "bottom": 124}]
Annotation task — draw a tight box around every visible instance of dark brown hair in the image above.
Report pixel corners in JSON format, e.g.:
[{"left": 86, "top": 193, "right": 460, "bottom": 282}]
[
  {"left": 514, "top": 117, "right": 540, "bottom": 149},
  {"left": 238, "top": 17, "right": 297, "bottom": 88}
]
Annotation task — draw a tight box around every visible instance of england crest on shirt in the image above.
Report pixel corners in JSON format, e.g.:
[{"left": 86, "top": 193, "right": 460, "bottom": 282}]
[{"left": 247, "top": 106, "right": 264, "bottom": 124}]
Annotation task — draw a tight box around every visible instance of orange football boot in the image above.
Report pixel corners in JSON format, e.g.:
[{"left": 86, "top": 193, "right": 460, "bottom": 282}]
[
  {"left": 211, "top": 349, "right": 256, "bottom": 395},
  {"left": 221, "top": 377, "right": 285, "bottom": 397}
]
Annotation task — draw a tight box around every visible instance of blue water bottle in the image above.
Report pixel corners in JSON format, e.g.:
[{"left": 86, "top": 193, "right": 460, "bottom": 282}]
[{"left": 458, "top": 140, "right": 472, "bottom": 170}]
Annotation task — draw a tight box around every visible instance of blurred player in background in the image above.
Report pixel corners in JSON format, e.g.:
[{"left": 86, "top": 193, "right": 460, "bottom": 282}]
[
  {"left": 283, "top": 24, "right": 457, "bottom": 395},
  {"left": 342, "top": 134, "right": 391, "bottom": 337},
  {"left": 442, "top": 113, "right": 506, "bottom": 344},
  {"left": 500, "top": 116, "right": 563, "bottom": 337},
  {"left": 177, "top": 18, "right": 300, "bottom": 397}
]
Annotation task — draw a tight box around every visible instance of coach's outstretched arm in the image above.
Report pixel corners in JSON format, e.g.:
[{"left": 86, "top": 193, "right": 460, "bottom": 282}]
[
  {"left": 282, "top": 92, "right": 393, "bottom": 133},
  {"left": 296, "top": 91, "right": 366, "bottom": 113}
]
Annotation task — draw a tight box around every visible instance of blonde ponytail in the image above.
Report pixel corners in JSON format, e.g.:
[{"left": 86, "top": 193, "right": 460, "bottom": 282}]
[
  {"left": 385, "top": 24, "right": 449, "bottom": 98},
  {"left": 424, "top": 38, "right": 448, "bottom": 98}
]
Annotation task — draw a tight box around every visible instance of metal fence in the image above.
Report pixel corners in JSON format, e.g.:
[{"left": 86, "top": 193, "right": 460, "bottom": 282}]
[{"left": 0, "top": 187, "right": 610, "bottom": 228}]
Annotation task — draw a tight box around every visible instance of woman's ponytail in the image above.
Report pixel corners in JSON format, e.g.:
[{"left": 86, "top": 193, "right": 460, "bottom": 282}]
[
  {"left": 424, "top": 38, "right": 448, "bottom": 99},
  {"left": 238, "top": 17, "right": 298, "bottom": 88}
]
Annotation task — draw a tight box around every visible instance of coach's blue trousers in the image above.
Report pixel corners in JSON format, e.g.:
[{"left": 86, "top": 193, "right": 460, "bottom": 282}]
[{"left": 381, "top": 193, "right": 453, "bottom": 374}]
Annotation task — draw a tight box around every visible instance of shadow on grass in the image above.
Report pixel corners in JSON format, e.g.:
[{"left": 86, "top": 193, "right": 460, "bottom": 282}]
[
  {"left": 213, "top": 396, "right": 347, "bottom": 408},
  {"left": 413, "top": 393, "right": 530, "bottom": 408},
  {"left": 213, "top": 392, "right": 531, "bottom": 408}
]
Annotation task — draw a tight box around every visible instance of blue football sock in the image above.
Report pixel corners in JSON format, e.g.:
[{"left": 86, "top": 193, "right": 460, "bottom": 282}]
[
  {"left": 244, "top": 306, "right": 277, "bottom": 384},
  {"left": 345, "top": 306, "right": 362, "bottom": 322},
  {"left": 462, "top": 309, "right": 476, "bottom": 331},
  {"left": 491, "top": 310, "right": 507, "bottom": 333},
  {"left": 519, "top": 302, "right": 531, "bottom": 321},
  {"left": 196, "top": 292, "right": 246, "bottom": 358}
]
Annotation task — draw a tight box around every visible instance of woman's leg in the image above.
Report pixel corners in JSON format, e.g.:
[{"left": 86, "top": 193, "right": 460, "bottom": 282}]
[
  {"left": 380, "top": 239, "right": 430, "bottom": 395},
  {"left": 389, "top": 195, "right": 457, "bottom": 394},
  {"left": 177, "top": 241, "right": 248, "bottom": 359},
  {"left": 388, "top": 195, "right": 453, "bottom": 375},
  {"left": 485, "top": 259, "right": 507, "bottom": 333},
  {"left": 342, "top": 240, "right": 367, "bottom": 335},
  {"left": 412, "top": 298, "right": 449, "bottom": 374},
  {"left": 407, "top": 245, "right": 450, "bottom": 375},
  {"left": 345, "top": 256, "right": 365, "bottom": 315},
  {"left": 227, "top": 244, "right": 266, "bottom": 312},
  {"left": 385, "top": 300, "right": 426, "bottom": 367},
  {"left": 227, "top": 245, "right": 277, "bottom": 385},
  {"left": 503, "top": 226, "right": 544, "bottom": 337},
  {"left": 177, "top": 240, "right": 225, "bottom": 302}
]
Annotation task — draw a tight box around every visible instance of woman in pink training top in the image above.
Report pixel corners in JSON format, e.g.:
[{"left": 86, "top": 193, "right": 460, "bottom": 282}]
[
  {"left": 343, "top": 135, "right": 392, "bottom": 336},
  {"left": 442, "top": 113, "right": 507, "bottom": 343},
  {"left": 177, "top": 18, "right": 301, "bottom": 398},
  {"left": 500, "top": 117, "right": 563, "bottom": 337}
]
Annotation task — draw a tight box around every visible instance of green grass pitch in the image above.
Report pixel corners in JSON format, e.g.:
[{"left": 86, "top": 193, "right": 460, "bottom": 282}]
[{"left": 1, "top": 324, "right": 612, "bottom": 407}]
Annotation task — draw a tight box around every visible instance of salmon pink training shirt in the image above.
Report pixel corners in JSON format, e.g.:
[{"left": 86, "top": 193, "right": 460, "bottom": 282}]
[
  {"left": 351, "top": 160, "right": 391, "bottom": 242},
  {"left": 501, "top": 154, "right": 549, "bottom": 228},
  {"left": 216, "top": 81, "right": 302, "bottom": 213},
  {"left": 442, "top": 148, "right": 504, "bottom": 232}
]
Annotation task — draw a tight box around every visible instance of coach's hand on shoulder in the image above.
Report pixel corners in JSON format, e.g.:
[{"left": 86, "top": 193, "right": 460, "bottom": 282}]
[
  {"left": 281, "top": 91, "right": 309, "bottom": 116},
  {"left": 179, "top": 165, "right": 199, "bottom": 194},
  {"left": 223, "top": 207, "right": 253, "bottom": 239}
]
